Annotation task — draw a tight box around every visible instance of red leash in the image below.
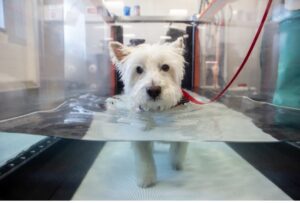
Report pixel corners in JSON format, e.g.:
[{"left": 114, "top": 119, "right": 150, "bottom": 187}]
[{"left": 182, "top": 0, "right": 273, "bottom": 105}]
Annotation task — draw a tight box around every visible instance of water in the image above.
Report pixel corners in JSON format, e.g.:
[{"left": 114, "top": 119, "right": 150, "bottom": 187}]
[{"left": 0, "top": 91, "right": 299, "bottom": 142}]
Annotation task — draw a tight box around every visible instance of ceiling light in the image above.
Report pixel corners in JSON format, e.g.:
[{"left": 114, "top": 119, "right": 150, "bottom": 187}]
[
  {"left": 102, "top": 0, "right": 124, "bottom": 10},
  {"left": 169, "top": 9, "right": 188, "bottom": 16},
  {"left": 123, "top": 33, "right": 136, "bottom": 38},
  {"left": 160, "top": 36, "right": 171, "bottom": 40}
]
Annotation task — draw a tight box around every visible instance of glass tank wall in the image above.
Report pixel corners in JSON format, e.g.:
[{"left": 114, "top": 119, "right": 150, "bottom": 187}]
[
  {"left": 0, "top": 0, "right": 299, "bottom": 141},
  {"left": 0, "top": 0, "right": 300, "bottom": 200}
]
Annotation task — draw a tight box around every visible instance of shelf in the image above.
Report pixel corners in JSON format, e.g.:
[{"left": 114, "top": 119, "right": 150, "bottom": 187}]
[{"left": 112, "top": 16, "right": 207, "bottom": 24}]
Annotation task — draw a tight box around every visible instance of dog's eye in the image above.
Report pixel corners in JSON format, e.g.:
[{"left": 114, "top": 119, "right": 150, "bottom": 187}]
[
  {"left": 161, "top": 64, "right": 170, "bottom": 72},
  {"left": 136, "top": 66, "right": 143, "bottom": 74}
]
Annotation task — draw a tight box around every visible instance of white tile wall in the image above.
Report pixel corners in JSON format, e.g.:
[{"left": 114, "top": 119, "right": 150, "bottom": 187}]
[{"left": 0, "top": 1, "right": 39, "bottom": 90}]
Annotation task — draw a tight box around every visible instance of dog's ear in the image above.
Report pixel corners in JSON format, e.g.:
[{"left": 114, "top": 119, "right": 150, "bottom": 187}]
[
  {"left": 109, "top": 41, "right": 131, "bottom": 64},
  {"left": 171, "top": 37, "right": 185, "bottom": 55}
]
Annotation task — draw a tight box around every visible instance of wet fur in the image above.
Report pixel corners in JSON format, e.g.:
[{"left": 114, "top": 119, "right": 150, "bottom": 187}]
[{"left": 108, "top": 37, "right": 188, "bottom": 188}]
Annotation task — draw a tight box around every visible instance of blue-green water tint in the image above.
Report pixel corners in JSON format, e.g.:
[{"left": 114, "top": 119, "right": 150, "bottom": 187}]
[{"left": 273, "top": 9, "right": 300, "bottom": 126}]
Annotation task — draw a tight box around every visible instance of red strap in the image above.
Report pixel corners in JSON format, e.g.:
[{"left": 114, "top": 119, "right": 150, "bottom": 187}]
[
  {"left": 183, "top": 0, "right": 273, "bottom": 105},
  {"left": 182, "top": 89, "right": 205, "bottom": 104}
]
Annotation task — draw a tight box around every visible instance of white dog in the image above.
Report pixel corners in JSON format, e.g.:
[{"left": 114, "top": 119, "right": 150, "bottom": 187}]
[{"left": 108, "top": 37, "right": 188, "bottom": 188}]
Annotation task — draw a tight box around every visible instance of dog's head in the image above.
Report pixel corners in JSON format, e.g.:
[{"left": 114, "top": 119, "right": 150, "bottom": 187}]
[{"left": 109, "top": 37, "right": 185, "bottom": 111}]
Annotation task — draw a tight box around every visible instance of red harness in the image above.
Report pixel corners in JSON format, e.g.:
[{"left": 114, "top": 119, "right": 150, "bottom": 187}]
[{"left": 182, "top": 0, "right": 273, "bottom": 105}]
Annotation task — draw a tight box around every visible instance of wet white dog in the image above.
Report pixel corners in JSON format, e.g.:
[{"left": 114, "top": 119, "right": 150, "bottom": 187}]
[{"left": 108, "top": 37, "right": 188, "bottom": 188}]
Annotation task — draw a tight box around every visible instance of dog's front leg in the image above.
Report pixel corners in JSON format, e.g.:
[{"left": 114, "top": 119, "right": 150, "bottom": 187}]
[
  {"left": 132, "top": 141, "right": 156, "bottom": 188},
  {"left": 170, "top": 142, "right": 188, "bottom": 170}
]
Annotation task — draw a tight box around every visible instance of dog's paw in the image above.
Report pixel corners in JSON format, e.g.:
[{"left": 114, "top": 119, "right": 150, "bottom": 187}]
[
  {"left": 137, "top": 175, "right": 156, "bottom": 188},
  {"left": 170, "top": 142, "right": 188, "bottom": 171},
  {"left": 171, "top": 162, "right": 184, "bottom": 171},
  {"left": 105, "top": 97, "right": 118, "bottom": 105},
  {"left": 105, "top": 96, "right": 124, "bottom": 110}
]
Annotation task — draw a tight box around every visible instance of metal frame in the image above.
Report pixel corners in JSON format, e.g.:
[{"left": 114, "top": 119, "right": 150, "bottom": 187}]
[
  {"left": 113, "top": 16, "right": 207, "bottom": 24},
  {"left": 0, "top": 137, "right": 60, "bottom": 180}
]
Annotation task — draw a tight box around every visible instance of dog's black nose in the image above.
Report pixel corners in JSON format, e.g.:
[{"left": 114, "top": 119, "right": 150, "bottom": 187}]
[{"left": 147, "top": 86, "right": 161, "bottom": 100}]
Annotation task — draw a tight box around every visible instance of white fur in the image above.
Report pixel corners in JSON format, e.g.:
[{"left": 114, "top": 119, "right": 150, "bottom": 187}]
[{"left": 108, "top": 37, "right": 188, "bottom": 188}]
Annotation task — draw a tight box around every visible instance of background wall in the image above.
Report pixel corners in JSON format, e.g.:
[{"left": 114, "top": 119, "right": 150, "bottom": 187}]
[
  {"left": 104, "top": 0, "right": 200, "bottom": 16},
  {"left": 0, "top": 0, "right": 282, "bottom": 96},
  {"left": 198, "top": 0, "right": 274, "bottom": 95},
  {"left": 223, "top": 0, "right": 265, "bottom": 93},
  {"left": 0, "top": 1, "right": 39, "bottom": 91},
  {"left": 104, "top": 0, "right": 200, "bottom": 44}
]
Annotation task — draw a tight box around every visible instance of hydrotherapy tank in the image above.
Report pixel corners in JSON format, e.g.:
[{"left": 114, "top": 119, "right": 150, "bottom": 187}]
[{"left": 0, "top": 0, "right": 299, "bottom": 200}]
